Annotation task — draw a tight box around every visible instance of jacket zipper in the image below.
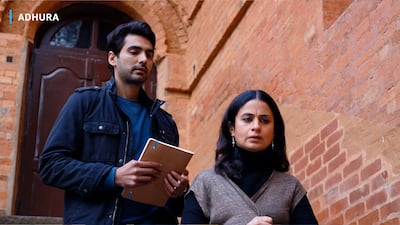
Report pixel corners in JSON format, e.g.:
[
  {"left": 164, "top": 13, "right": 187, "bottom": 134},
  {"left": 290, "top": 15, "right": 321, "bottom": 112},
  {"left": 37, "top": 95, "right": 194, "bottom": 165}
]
[
  {"left": 149, "top": 99, "right": 165, "bottom": 117},
  {"left": 122, "top": 121, "right": 130, "bottom": 164},
  {"left": 149, "top": 100, "right": 157, "bottom": 117},
  {"left": 112, "top": 120, "right": 130, "bottom": 225}
]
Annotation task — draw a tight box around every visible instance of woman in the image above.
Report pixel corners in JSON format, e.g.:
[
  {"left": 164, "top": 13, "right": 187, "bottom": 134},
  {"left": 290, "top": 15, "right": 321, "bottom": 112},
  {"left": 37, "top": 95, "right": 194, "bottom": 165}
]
[{"left": 181, "top": 90, "right": 318, "bottom": 225}]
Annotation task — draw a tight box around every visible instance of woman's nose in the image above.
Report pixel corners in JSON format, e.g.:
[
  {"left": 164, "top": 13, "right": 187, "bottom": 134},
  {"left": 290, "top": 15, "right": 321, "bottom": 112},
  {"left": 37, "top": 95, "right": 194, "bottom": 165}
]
[{"left": 251, "top": 120, "right": 261, "bottom": 130}]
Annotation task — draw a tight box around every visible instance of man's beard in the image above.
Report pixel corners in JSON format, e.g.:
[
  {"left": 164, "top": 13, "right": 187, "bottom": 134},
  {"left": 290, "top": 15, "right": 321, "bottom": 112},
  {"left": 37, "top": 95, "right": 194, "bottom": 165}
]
[
  {"left": 122, "top": 72, "right": 146, "bottom": 85},
  {"left": 124, "top": 76, "right": 145, "bottom": 85}
]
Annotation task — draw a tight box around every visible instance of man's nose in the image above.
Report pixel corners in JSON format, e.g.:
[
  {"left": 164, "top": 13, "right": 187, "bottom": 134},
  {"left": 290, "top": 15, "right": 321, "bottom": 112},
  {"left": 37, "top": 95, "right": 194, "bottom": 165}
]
[{"left": 138, "top": 52, "right": 148, "bottom": 64}]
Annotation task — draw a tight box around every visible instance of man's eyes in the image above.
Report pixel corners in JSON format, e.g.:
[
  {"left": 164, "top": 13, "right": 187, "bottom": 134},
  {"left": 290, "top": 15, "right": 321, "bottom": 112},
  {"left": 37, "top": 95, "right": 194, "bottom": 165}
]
[
  {"left": 128, "top": 50, "right": 138, "bottom": 55},
  {"left": 128, "top": 50, "right": 154, "bottom": 58},
  {"left": 127, "top": 46, "right": 153, "bottom": 53}
]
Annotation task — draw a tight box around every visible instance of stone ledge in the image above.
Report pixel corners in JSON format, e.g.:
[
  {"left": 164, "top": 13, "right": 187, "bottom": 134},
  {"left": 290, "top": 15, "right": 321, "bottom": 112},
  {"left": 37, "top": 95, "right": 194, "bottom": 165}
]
[{"left": 0, "top": 215, "right": 62, "bottom": 224}]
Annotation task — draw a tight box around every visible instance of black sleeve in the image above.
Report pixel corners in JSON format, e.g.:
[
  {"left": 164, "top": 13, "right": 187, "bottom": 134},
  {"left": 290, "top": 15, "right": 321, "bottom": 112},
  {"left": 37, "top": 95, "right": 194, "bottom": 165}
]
[
  {"left": 290, "top": 195, "right": 319, "bottom": 224},
  {"left": 180, "top": 191, "right": 209, "bottom": 224}
]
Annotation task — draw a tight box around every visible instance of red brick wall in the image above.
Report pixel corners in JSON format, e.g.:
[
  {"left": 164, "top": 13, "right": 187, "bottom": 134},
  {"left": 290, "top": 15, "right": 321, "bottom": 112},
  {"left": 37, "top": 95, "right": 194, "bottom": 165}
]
[
  {"left": 170, "top": 0, "right": 400, "bottom": 224},
  {"left": 290, "top": 118, "right": 400, "bottom": 224},
  {"left": 323, "top": 0, "right": 353, "bottom": 29},
  {"left": 0, "top": 32, "right": 25, "bottom": 214}
]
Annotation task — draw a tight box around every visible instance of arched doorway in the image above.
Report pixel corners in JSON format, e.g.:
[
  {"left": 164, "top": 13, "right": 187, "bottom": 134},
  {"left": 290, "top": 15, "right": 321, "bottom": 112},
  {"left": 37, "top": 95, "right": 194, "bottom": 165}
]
[{"left": 15, "top": 3, "right": 157, "bottom": 217}]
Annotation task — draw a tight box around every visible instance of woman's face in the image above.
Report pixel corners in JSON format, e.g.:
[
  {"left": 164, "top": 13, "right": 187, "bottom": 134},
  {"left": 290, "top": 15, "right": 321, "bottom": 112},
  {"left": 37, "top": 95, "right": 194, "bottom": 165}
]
[{"left": 230, "top": 99, "right": 275, "bottom": 152}]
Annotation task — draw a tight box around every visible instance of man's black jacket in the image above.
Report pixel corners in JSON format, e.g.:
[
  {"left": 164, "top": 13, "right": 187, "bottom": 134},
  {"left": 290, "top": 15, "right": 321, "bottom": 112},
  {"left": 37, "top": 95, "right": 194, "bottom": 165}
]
[{"left": 39, "top": 77, "right": 181, "bottom": 225}]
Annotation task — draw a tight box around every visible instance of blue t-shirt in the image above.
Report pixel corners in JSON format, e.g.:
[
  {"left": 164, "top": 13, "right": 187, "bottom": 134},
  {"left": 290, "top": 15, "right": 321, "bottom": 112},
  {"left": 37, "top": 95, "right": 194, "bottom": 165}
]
[
  {"left": 105, "top": 96, "right": 159, "bottom": 223},
  {"left": 117, "top": 96, "right": 151, "bottom": 160}
]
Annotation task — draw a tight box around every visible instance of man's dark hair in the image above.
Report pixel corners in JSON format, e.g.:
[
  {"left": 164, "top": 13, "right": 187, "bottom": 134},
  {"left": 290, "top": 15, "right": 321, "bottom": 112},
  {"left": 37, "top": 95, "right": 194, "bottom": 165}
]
[{"left": 106, "top": 21, "right": 156, "bottom": 56}]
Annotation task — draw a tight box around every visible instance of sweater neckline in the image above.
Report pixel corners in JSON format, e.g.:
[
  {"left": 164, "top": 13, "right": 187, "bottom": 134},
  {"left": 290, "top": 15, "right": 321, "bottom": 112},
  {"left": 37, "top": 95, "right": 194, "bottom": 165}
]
[{"left": 234, "top": 147, "right": 272, "bottom": 169}]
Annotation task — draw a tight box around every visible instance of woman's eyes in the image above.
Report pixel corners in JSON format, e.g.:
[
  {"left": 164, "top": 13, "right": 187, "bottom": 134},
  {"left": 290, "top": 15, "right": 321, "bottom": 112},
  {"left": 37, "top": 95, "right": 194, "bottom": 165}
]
[
  {"left": 242, "top": 117, "right": 252, "bottom": 122},
  {"left": 242, "top": 117, "right": 270, "bottom": 123}
]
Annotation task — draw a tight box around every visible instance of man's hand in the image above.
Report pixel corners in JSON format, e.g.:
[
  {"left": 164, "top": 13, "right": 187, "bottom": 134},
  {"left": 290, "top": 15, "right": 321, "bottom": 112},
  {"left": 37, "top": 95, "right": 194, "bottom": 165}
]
[
  {"left": 247, "top": 216, "right": 273, "bottom": 225},
  {"left": 163, "top": 169, "right": 189, "bottom": 198},
  {"left": 114, "top": 160, "right": 162, "bottom": 188}
]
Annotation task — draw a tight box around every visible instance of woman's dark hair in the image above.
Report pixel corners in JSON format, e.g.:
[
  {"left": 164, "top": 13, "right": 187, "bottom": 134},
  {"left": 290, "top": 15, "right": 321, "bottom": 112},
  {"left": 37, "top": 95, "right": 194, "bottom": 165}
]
[
  {"left": 106, "top": 20, "right": 156, "bottom": 56},
  {"left": 215, "top": 90, "right": 289, "bottom": 178}
]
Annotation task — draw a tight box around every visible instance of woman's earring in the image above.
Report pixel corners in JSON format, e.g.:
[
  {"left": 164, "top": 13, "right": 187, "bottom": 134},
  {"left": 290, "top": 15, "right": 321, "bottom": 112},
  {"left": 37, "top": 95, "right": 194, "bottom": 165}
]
[
  {"left": 271, "top": 140, "right": 275, "bottom": 150},
  {"left": 231, "top": 136, "right": 236, "bottom": 148}
]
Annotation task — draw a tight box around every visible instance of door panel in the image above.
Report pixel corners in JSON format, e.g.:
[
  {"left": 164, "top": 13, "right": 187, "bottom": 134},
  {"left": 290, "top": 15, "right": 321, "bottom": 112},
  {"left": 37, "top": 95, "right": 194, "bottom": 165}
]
[
  {"left": 17, "top": 46, "right": 114, "bottom": 216},
  {"left": 17, "top": 49, "right": 100, "bottom": 216},
  {"left": 35, "top": 68, "right": 84, "bottom": 159}
]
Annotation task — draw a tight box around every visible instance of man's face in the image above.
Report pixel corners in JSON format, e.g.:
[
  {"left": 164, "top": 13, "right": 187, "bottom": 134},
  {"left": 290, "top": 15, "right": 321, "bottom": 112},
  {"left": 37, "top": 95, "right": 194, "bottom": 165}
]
[{"left": 108, "top": 34, "right": 154, "bottom": 85}]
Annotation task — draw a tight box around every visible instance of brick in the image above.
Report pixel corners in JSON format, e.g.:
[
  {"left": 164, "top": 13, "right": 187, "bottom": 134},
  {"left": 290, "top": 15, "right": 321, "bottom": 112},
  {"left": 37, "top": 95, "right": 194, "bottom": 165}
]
[
  {"left": 4, "top": 70, "right": 16, "bottom": 77},
  {"left": 0, "top": 76, "right": 12, "bottom": 84},
  {"left": 0, "top": 159, "right": 11, "bottom": 166},
  {"left": 349, "top": 184, "right": 370, "bottom": 203},
  {"left": 290, "top": 146, "right": 304, "bottom": 164},
  {"left": 370, "top": 172, "right": 388, "bottom": 192},
  {"left": 358, "top": 209, "right": 379, "bottom": 225},
  {"left": 323, "top": 143, "right": 340, "bottom": 163},
  {"left": 330, "top": 197, "right": 348, "bottom": 216},
  {"left": 306, "top": 157, "right": 322, "bottom": 176},
  {"left": 328, "top": 152, "right": 346, "bottom": 173},
  {"left": 361, "top": 159, "right": 382, "bottom": 180},
  {"left": 304, "top": 134, "right": 321, "bottom": 154},
  {"left": 309, "top": 142, "right": 325, "bottom": 161},
  {"left": 325, "top": 172, "right": 342, "bottom": 191},
  {"left": 308, "top": 184, "right": 324, "bottom": 201},
  {"left": 322, "top": 0, "right": 352, "bottom": 25},
  {"left": 344, "top": 202, "right": 365, "bottom": 221},
  {"left": 329, "top": 214, "right": 344, "bottom": 225},
  {"left": 340, "top": 174, "right": 359, "bottom": 194},
  {"left": 366, "top": 190, "right": 388, "bottom": 210},
  {"left": 380, "top": 218, "right": 400, "bottom": 225},
  {"left": 326, "top": 128, "right": 343, "bottom": 147},
  {"left": 320, "top": 119, "right": 338, "bottom": 140},
  {"left": 0, "top": 190, "right": 8, "bottom": 205},
  {"left": 293, "top": 154, "right": 308, "bottom": 174},
  {"left": 380, "top": 197, "right": 400, "bottom": 220},
  {"left": 0, "top": 199, "right": 7, "bottom": 209},
  {"left": 310, "top": 167, "right": 328, "bottom": 187},
  {"left": 315, "top": 208, "right": 329, "bottom": 225},
  {"left": 389, "top": 179, "right": 400, "bottom": 198},
  {"left": 343, "top": 155, "right": 363, "bottom": 178},
  {"left": 325, "top": 186, "right": 339, "bottom": 203},
  {"left": 310, "top": 199, "right": 321, "bottom": 214}
]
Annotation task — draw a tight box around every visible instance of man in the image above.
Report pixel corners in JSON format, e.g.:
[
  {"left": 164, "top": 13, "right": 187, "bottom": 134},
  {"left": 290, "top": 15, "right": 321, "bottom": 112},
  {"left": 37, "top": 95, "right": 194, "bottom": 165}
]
[{"left": 39, "top": 21, "right": 189, "bottom": 225}]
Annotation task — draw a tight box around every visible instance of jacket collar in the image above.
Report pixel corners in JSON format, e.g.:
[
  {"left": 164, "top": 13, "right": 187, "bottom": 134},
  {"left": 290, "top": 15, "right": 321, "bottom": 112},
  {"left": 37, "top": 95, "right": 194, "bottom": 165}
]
[{"left": 106, "top": 76, "right": 165, "bottom": 115}]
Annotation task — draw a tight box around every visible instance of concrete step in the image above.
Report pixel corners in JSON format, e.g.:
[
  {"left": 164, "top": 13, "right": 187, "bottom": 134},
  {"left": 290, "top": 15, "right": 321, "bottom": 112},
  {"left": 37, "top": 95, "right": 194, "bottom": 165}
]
[{"left": 0, "top": 215, "right": 62, "bottom": 224}]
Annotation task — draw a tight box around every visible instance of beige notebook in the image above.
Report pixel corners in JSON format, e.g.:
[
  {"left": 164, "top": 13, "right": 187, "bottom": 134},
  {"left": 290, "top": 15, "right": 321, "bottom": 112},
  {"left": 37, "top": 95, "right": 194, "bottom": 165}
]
[{"left": 121, "top": 138, "right": 194, "bottom": 206}]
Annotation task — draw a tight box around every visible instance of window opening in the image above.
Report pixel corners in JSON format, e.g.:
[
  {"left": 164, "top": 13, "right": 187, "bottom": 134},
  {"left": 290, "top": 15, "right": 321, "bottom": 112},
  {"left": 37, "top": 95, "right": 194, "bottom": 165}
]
[{"left": 50, "top": 19, "right": 93, "bottom": 48}]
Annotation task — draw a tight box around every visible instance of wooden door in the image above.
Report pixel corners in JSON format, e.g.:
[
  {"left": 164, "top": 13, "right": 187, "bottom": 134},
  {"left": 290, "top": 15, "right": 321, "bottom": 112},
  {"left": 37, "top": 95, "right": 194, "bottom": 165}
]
[{"left": 15, "top": 4, "right": 146, "bottom": 216}]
